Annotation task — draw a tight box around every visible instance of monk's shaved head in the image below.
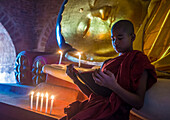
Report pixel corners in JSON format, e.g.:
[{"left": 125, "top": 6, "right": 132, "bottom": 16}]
[{"left": 111, "top": 20, "right": 134, "bottom": 35}]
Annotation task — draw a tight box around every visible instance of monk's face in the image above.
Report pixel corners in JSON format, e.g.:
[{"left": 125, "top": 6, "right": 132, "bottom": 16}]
[{"left": 111, "top": 28, "right": 133, "bottom": 53}]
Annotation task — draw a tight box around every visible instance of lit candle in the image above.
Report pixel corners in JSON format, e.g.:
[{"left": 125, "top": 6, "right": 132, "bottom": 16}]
[
  {"left": 30, "top": 91, "right": 34, "bottom": 110},
  {"left": 36, "top": 92, "right": 40, "bottom": 111},
  {"left": 45, "top": 93, "right": 49, "bottom": 113},
  {"left": 40, "top": 93, "right": 44, "bottom": 112},
  {"left": 58, "top": 50, "right": 63, "bottom": 64},
  {"left": 50, "top": 95, "right": 54, "bottom": 115},
  {"left": 77, "top": 52, "right": 81, "bottom": 68}
]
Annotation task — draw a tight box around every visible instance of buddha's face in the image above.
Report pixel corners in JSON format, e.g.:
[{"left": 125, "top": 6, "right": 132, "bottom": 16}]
[{"left": 60, "top": 0, "right": 149, "bottom": 62}]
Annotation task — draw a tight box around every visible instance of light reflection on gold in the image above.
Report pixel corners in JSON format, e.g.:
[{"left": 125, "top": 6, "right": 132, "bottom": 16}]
[
  {"left": 61, "top": 0, "right": 150, "bottom": 62},
  {"left": 60, "top": 0, "right": 170, "bottom": 77}
]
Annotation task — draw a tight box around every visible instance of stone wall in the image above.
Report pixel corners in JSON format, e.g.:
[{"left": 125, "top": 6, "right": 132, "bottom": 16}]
[{"left": 0, "top": 0, "right": 63, "bottom": 55}]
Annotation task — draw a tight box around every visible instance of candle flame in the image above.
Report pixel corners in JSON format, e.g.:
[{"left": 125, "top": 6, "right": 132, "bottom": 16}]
[
  {"left": 76, "top": 52, "right": 82, "bottom": 56},
  {"left": 58, "top": 50, "right": 62, "bottom": 54},
  {"left": 41, "top": 93, "right": 44, "bottom": 97},
  {"left": 45, "top": 93, "right": 48, "bottom": 98},
  {"left": 37, "top": 92, "right": 40, "bottom": 96},
  {"left": 51, "top": 95, "right": 54, "bottom": 100},
  {"left": 31, "top": 91, "right": 34, "bottom": 95}
]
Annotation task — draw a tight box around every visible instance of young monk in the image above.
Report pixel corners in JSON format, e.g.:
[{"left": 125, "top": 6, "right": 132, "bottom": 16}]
[{"left": 64, "top": 20, "right": 157, "bottom": 120}]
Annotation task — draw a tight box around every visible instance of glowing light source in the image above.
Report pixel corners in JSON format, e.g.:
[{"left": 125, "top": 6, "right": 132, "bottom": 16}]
[
  {"left": 58, "top": 50, "right": 63, "bottom": 64},
  {"left": 36, "top": 92, "right": 40, "bottom": 111},
  {"left": 30, "top": 91, "right": 34, "bottom": 110},
  {"left": 45, "top": 93, "right": 49, "bottom": 113},
  {"left": 50, "top": 95, "right": 55, "bottom": 114},
  {"left": 76, "top": 52, "right": 82, "bottom": 68},
  {"left": 40, "top": 93, "right": 44, "bottom": 112}
]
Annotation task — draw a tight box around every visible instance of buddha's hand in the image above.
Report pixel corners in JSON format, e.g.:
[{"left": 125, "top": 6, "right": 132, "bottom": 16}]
[
  {"left": 66, "top": 64, "right": 79, "bottom": 83},
  {"left": 93, "top": 69, "right": 118, "bottom": 90}
]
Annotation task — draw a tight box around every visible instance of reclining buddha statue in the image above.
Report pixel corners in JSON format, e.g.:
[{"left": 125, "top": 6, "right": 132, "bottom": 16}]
[{"left": 40, "top": 0, "right": 170, "bottom": 119}]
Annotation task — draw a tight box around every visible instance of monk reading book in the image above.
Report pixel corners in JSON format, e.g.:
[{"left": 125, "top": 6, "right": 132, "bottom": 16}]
[
  {"left": 62, "top": 20, "right": 157, "bottom": 120},
  {"left": 74, "top": 69, "right": 112, "bottom": 97}
]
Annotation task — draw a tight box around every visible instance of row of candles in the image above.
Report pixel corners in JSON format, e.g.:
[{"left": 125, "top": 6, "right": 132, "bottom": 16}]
[
  {"left": 29, "top": 51, "right": 81, "bottom": 114},
  {"left": 58, "top": 50, "right": 82, "bottom": 67},
  {"left": 30, "top": 91, "right": 54, "bottom": 115}
]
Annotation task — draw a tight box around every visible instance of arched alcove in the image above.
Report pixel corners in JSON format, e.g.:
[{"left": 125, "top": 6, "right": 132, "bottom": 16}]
[
  {"left": 0, "top": 23, "right": 16, "bottom": 83},
  {"left": 37, "top": 16, "right": 58, "bottom": 52}
]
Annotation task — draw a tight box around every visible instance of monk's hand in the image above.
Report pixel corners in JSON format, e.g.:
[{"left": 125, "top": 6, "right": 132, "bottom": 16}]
[
  {"left": 66, "top": 64, "right": 78, "bottom": 83},
  {"left": 64, "top": 101, "right": 81, "bottom": 117},
  {"left": 92, "top": 69, "right": 118, "bottom": 90}
]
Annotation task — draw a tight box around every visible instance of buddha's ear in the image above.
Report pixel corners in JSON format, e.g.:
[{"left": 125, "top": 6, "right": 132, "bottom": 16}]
[{"left": 131, "top": 33, "right": 136, "bottom": 41}]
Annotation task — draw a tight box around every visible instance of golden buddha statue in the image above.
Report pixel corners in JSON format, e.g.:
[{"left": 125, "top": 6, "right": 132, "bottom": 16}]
[{"left": 60, "top": 0, "right": 150, "bottom": 63}]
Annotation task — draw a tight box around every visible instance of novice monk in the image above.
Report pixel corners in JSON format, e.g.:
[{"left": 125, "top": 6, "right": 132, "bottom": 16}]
[{"left": 64, "top": 20, "right": 157, "bottom": 120}]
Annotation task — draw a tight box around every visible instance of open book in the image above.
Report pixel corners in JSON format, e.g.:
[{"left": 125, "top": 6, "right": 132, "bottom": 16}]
[
  {"left": 74, "top": 68, "right": 112, "bottom": 97},
  {"left": 43, "top": 64, "right": 112, "bottom": 97}
]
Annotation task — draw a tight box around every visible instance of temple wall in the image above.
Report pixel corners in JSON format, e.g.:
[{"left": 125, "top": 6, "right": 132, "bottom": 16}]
[{"left": 0, "top": 0, "right": 63, "bottom": 55}]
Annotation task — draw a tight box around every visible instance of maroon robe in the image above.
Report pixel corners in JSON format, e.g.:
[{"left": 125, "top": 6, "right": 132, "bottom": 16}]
[{"left": 69, "top": 50, "right": 157, "bottom": 120}]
